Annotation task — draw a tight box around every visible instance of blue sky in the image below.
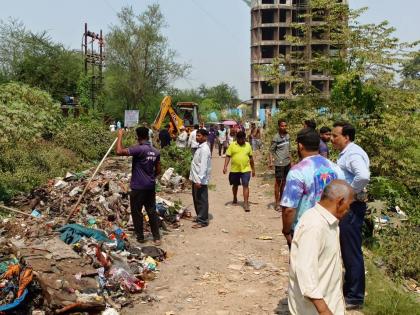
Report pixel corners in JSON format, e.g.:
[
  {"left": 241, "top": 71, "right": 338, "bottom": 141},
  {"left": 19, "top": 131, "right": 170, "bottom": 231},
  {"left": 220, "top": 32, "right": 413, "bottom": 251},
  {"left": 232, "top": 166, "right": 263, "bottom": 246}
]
[{"left": 1, "top": 0, "right": 419, "bottom": 99}]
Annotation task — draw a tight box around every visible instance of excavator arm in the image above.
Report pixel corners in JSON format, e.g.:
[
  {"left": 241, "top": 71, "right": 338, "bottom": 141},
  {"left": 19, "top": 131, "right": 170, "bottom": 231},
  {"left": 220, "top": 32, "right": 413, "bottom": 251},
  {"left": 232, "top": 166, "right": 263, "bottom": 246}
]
[{"left": 152, "top": 96, "right": 185, "bottom": 136}]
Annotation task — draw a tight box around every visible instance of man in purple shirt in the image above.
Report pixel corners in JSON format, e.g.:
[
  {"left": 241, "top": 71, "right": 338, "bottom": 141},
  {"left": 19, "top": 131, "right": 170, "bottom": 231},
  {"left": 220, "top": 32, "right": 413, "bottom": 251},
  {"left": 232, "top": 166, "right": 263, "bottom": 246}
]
[{"left": 116, "top": 127, "right": 162, "bottom": 245}]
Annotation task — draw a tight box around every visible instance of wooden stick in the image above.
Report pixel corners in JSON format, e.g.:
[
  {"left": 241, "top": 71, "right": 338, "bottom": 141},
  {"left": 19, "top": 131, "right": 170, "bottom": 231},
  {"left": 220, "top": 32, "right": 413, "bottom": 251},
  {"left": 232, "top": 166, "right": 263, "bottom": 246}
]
[
  {"left": 65, "top": 137, "right": 118, "bottom": 223},
  {"left": 0, "top": 204, "right": 34, "bottom": 218}
]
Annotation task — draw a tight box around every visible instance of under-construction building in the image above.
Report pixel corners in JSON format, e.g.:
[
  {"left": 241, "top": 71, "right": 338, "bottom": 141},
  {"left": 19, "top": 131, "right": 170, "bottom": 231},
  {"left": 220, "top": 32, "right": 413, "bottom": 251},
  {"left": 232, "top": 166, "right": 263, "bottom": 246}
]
[{"left": 250, "top": 0, "right": 347, "bottom": 118}]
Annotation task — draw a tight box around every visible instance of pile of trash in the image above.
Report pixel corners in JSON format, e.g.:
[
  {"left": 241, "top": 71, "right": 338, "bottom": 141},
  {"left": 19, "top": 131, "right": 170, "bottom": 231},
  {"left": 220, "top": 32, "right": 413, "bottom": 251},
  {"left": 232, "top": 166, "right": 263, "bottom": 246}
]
[
  {"left": 0, "top": 158, "right": 189, "bottom": 314},
  {"left": 368, "top": 200, "right": 409, "bottom": 231}
]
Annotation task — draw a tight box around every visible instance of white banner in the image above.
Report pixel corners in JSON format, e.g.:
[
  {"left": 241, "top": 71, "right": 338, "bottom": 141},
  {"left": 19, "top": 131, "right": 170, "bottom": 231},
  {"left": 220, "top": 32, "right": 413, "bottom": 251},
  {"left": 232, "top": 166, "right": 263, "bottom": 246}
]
[{"left": 124, "top": 110, "right": 139, "bottom": 128}]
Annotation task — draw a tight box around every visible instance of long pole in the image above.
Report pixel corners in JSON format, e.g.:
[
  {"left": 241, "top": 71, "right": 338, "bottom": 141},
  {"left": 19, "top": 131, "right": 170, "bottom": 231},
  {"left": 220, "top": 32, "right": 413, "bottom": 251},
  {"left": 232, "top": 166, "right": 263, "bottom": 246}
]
[
  {"left": 65, "top": 137, "right": 118, "bottom": 223},
  {"left": 0, "top": 204, "right": 35, "bottom": 218}
]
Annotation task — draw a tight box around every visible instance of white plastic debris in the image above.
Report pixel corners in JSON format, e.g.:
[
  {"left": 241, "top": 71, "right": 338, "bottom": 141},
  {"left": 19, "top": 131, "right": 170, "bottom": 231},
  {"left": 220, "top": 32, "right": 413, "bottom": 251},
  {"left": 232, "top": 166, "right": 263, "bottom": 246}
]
[
  {"left": 161, "top": 168, "right": 174, "bottom": 186},
  {"left": 54, "top": 179, "right": 68, "bottom": 189}
]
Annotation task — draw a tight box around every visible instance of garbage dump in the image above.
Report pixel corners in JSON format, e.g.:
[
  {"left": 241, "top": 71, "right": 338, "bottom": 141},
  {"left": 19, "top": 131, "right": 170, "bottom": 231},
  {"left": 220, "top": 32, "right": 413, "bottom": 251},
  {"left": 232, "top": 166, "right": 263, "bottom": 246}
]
[{"left": 0, "top": 157, "right": 189, "bottom": 314}]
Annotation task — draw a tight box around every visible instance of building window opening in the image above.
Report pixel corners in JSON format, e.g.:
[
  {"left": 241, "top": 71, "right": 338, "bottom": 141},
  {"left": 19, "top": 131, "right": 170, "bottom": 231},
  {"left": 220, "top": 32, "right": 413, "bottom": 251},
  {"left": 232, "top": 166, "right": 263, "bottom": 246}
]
[
  {"left": 262, "top": 0, "right": 275, "bottom": 4},
  {"left": 262, "top": 28, "right": 275, "bottom": 41},
  {"left": 311, "top": 80, "right": 325, "bottom": 92},
  {"left": 312, "top": 69, "right": 324, "bottom": 76},
  {"left": 312, "top": 44, "right": 326, "bottom": 57},
  {"left": 312, "top": 9, "right": 325, "bottom": 22},
  {"left": 312, "top": 29, "right": 326, "bottom": 40},
  {"left": 291, "top": 45, "right": 305, "bottom": 59},
  {"left": 261, "top": 46, "right": 275, "bottom": 58},
  {"left": 280, "top": 10, "right": 287, "bottom": 22},
  {"left": 279, "top": 45, "right": 287, "bottom": 57},
  {"left": 261, "top": 82, "right": 274, "bottom": 94},
  {"left": 261, "top": 10, "right": 275, "bottom": 24},
  {"left": 279, "top": 28, "right": 287, "bottom": 40},
  {"left": 279, "top": 82, "right": 286, "bottom": 94},
  {"left": 292, "top": 9, "right": 306, "bottom": 23}
]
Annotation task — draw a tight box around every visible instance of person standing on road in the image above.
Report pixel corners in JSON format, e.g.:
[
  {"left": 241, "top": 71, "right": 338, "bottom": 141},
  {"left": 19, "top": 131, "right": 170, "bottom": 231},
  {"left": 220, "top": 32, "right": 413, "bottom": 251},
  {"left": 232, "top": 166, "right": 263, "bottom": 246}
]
[
  {"left": 223, "top": 131, "right": 255, "bottom": 212},
  {"left": 244, "top": 120, "right": 250, "bottom": 132},
  {"left": 176, "top": 126, "right": 188, "bottom": 148},
  {"left": 217, "top": 124, "right": 228, "bottom": 157},
  {"left": 158, "top": 124, "right": 171, "bottom": 148},
  {"left": 249, "top": 122, "right": 262, "bottom": 152},
  {"left": 319, "top": 126, "right": 331, "bottom": 158},
  {"left": 115, "top": 127, "right": 161, "bottom": 245},
  {"left": 208, "top": 125, "right": 217, "bottom": 156},
  {"left": 331, "top": 121, "right": 370, "bottom": 310},
  {"left": 281, "top": 128, "right": 345, "bottom": 248},
  {"left": 188, "top": 124, "right": 200, "bottom": 154},
  {"left": 189, "top": 129, "right": 212, "bottom": 228},
  {"left": 269, "top": 119, "right": 292, "bottom": 212},
  {"left": 289, "top": 180, "right": 354, "bottom": 315}
]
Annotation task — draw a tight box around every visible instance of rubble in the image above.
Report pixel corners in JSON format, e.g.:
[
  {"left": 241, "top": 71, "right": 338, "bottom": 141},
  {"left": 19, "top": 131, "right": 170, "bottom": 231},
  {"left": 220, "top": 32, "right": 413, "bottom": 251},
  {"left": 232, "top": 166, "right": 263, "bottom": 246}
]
[{"left": 0, "top": 157, "right": 190, "bottom": 313}]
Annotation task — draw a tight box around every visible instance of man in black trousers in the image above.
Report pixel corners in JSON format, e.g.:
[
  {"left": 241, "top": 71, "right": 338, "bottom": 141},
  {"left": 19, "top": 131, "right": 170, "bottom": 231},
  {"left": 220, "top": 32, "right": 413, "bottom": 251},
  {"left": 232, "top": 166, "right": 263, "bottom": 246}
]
[
  {"left": 189, "top": 129, "right": 212, "bottom": 228},
  {"left": 332, "top": 122, "right": 370, "bottom": 310},
  {"left": 116, "top": 127, "right": 162, "bottom": 245}
]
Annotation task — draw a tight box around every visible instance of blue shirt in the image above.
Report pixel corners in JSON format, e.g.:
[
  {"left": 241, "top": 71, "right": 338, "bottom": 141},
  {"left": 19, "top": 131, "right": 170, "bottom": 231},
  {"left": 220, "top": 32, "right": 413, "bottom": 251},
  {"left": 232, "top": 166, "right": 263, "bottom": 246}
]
[
  {"left": 128, "top": 143, "right": 160, "bottom": 190},
  {"left": 337, "top": 142, "right": 370, "bottom": 193},
  {"left": 280, "top": 155, "right": 345, "bottom": 229}
]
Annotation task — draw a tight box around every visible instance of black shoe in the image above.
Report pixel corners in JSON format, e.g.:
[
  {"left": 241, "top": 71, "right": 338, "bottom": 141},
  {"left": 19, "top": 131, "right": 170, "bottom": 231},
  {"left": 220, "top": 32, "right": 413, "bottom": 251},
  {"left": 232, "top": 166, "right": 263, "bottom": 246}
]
[
  {"left": 346, "top": 303, "right": 363, "bottom": 310},
  {"left": 136, "top": 237, "right": 146, "bottom": 243}
]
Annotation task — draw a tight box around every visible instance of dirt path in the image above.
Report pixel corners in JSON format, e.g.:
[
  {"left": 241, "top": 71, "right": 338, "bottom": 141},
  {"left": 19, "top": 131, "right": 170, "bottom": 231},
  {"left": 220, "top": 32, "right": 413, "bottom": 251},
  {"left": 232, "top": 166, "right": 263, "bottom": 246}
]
[{"left": 124, "top": 156, "right": 290, "bottom": 315}]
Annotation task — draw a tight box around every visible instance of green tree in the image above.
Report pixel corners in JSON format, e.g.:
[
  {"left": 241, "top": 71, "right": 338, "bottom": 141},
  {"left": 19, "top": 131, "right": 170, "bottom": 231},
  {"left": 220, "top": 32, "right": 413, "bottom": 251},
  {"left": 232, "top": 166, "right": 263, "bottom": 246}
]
[
  {"left": 199, "top": 83, "right": 240, "bottom": 109},
  {"left": 0, "top": 19, "right": 83, "bottom": 101},
  {"left": 105, "top": 5, "right": 190, "bottom": 119}
]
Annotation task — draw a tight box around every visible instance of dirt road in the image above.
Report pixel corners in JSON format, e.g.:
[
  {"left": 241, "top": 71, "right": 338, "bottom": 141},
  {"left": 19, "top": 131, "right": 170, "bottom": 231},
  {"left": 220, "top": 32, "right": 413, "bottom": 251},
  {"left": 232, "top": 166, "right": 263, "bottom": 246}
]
[{"left": 125, "top": 156, "right": 290, "bottom": 315}]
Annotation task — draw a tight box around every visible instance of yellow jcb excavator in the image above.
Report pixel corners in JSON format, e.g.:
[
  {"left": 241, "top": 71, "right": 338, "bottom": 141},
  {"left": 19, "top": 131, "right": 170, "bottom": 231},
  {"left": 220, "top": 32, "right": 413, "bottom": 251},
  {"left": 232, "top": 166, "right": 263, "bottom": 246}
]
[{"left": 152, "top": 96, "right": 200, "bottom": 136}]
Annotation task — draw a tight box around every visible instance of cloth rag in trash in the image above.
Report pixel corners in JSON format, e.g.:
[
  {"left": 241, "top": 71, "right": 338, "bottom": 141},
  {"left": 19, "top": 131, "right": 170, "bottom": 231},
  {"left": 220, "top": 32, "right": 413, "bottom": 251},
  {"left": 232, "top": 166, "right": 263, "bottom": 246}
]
[{"left": 58, "top": 224, "right": 111, "bottom": 245}]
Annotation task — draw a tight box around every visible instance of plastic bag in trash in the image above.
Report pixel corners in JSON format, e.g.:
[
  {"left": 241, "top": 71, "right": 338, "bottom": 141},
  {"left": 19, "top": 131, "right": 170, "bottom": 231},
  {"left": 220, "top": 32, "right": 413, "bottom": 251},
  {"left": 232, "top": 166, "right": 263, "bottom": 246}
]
[{"left": 161, "top": 168, "right": 174, "bottom": 185}]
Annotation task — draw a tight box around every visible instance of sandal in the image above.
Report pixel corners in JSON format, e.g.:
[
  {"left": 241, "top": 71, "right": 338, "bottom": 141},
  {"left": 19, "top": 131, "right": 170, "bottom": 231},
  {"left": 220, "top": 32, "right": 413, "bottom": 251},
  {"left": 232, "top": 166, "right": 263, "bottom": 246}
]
[
  {"left": 153, "top": 239, "right": 162, "bottom": 246},
  {"left": 192, "top": 223, "right": 207, "bottom": 229},
  {"left": 244, "top": 203, "right": 250, "bottom": 212}
]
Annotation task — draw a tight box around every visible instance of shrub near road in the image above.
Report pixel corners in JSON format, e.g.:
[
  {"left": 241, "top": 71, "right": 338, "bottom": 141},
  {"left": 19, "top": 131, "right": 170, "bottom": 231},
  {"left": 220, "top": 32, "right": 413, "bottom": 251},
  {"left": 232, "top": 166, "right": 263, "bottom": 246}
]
[{"left": 0, "top": 83, "right": 112, "bottom": 202}]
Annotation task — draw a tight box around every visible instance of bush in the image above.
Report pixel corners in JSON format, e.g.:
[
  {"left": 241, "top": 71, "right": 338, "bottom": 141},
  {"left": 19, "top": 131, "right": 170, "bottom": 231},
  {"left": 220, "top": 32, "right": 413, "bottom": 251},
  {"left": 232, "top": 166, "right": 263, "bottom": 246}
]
[
  {"left": 55, "top": 114, "right": 114, "bottom": 161},
  {"left": 0, "top": 82, "right": 63, "bottom": 143},
  {"left": 160, "top": 143, "right": 192, "bottom": 178},
  {"left": 375, "top": 226, "right": 420, "bottom": 281},
  {"left": 0, "top": 141, "right": 85, "bottom": 202}
]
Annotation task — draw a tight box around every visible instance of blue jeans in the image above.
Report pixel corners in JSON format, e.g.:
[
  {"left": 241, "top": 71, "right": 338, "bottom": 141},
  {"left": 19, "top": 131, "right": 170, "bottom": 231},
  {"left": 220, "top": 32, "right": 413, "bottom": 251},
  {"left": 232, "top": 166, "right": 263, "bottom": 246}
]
[{"left": 339, "top": 201, "right": 366, "bottom": 305}]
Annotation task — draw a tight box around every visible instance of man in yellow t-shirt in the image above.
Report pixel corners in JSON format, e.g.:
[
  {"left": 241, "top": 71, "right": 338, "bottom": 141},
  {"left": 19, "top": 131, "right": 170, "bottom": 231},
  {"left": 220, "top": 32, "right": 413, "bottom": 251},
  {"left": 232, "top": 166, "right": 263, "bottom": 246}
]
[{"left": 223, "top": 131, "right": 256, "bottom": 212}]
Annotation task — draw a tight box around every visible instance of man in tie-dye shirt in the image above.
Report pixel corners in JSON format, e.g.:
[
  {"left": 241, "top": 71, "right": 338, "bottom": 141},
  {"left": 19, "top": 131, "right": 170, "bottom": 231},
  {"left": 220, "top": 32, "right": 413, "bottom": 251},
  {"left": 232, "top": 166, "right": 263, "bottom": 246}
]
[{"left": 280, "top": 128, "right": 345, "bottom": 247}]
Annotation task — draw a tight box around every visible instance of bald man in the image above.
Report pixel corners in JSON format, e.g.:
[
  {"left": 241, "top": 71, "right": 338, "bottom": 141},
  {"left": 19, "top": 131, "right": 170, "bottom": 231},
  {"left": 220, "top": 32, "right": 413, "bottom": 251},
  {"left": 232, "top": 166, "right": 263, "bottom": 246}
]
[{"left": 288, "top": 180, "right": 354, "bottom": 315}]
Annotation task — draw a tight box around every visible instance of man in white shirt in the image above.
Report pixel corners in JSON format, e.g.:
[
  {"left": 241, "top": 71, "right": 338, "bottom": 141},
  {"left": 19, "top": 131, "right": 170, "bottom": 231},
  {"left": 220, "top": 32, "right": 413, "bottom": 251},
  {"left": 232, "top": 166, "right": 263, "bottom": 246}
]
[
  {"left": 217, "top": 124, "right": 228, "bottom": 157},
  {"left": 332, "top": 121, "right": 370, "bottom": 309},
  {"left": 189, "top": 129, "right": 212, "bottom": 228},
  {"left": 188, "top": 124, "right": 200, "bottom": 154},
  {"left": 176, "top": 126, "right": 188, "bottom": 148},
  {"left": 289, "top": 180, "right": 354, "bottom": 315}
]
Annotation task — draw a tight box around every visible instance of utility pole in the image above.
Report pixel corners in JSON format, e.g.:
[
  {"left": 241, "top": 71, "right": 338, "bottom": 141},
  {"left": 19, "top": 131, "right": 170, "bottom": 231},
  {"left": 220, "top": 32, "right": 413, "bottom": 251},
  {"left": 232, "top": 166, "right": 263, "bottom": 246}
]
[{"left": 82, "top": 23, "right": 105, "bottom": 110}]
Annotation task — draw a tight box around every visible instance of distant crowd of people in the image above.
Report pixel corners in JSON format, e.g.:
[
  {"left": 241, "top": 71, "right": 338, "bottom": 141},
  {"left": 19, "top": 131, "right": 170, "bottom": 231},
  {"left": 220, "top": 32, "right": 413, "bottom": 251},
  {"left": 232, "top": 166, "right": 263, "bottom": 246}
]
[{"left": 115, "top": 117, "right": 370, "bottom": 314}]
